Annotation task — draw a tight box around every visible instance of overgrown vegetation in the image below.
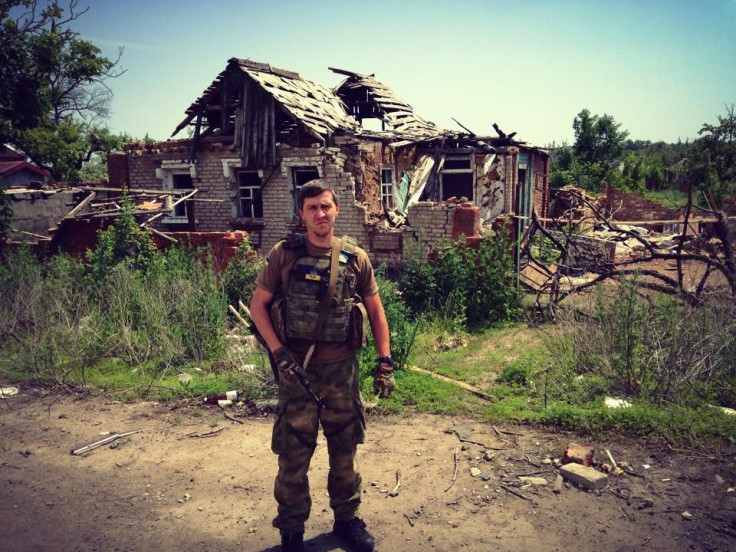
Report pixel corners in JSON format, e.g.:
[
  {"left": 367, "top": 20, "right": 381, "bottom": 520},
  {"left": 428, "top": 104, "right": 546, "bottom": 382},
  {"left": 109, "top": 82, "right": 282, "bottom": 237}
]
[
  {"left": 2, "top": 195, "right": 736, "bottom": 447},
  {"left": 398, "top": 228, "right": 521, "bottom": 328}
]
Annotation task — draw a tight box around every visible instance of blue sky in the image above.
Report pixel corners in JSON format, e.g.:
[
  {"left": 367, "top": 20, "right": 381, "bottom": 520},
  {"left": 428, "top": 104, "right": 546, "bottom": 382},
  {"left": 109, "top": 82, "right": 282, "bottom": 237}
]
[{"left": 70, "top": 0, "right": 736, "bottom": 147}]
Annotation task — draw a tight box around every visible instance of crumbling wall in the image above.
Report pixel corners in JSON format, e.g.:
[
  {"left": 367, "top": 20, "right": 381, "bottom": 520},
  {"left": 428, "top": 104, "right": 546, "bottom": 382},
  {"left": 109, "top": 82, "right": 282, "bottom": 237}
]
[
  {"left": 153, "top": 231, "right": 249, "bottom": 270},
  {"left": 257, "top": 144, "right": 371, "bottom": 256},
  {"left": 122, "top": 139, "right": 236, "bottom": 233},
  {"left": 477, "top": 153, "right": 505, "bottom": 223},
  {"left": 8, "top": 188, "right": 80, "bottom": 238},
  {"left": 405, "top": 201, "right": 481, "bottom": 256},
  {"left": 532, "top": 154, "right": 549, "bottom": 217},
  {"left": 357, "top": 140, "right": 382, "bottom": 213},
  {"left": 551, "top": 230, "right": 616, "bottom": 273},
  {"left": 602, "top": 185, "right": 682, "bottom": 229}
]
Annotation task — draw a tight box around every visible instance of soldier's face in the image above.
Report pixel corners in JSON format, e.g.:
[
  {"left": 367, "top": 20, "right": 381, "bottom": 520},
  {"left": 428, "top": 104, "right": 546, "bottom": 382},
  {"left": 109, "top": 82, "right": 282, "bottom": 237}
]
[{"left": 300, "top": 191, "right": 340, "bottom": 239}]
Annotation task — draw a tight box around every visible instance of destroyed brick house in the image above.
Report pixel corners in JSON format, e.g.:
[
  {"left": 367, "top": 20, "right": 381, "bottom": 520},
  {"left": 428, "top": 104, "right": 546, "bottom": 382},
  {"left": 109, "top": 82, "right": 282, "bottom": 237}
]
[{"left": 106, "top": 58, "right": 550, "bottom": 265}]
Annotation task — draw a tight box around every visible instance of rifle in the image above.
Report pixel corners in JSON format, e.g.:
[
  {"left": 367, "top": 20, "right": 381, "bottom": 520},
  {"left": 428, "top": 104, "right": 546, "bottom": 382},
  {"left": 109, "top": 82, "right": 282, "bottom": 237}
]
[{"left": 230, "top": 301, "right": 326, "bottom": 409}]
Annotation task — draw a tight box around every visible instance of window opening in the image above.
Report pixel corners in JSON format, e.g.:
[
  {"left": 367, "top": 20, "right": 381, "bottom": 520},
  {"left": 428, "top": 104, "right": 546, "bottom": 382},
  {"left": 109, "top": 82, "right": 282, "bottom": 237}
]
[
  {"left": 439, "top": 155, "right": 473, "bottom": 201},
  {"left": 237, "top": 171, "right": 263, "bottom": 218},
  {"left": 381, "top": 166, "right": 395, "bottom": 208},
  {"left": 172, "top": 173, "right": 193, "bottom": 218},
  {"left": 292, "top": 167, "right": 320, "bottom": 215}
]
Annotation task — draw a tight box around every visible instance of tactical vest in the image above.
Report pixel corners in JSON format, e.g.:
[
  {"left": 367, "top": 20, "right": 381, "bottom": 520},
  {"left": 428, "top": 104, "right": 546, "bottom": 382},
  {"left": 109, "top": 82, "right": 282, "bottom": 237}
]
[{"left": 282, "top": 234, "right": 359, "bottom": 343}]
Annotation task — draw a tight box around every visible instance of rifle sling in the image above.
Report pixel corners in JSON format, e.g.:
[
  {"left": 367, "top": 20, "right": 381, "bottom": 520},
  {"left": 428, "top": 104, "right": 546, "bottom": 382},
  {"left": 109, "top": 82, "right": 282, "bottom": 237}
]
[{"left": 301, "top": 236, "right": 341, "bottom": 369}]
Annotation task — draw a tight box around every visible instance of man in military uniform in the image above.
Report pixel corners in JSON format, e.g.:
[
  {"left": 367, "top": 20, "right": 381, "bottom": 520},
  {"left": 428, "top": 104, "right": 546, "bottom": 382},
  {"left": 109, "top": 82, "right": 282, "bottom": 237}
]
[{"left": 249, "top": 180, "right": 395, "bottom": 552}]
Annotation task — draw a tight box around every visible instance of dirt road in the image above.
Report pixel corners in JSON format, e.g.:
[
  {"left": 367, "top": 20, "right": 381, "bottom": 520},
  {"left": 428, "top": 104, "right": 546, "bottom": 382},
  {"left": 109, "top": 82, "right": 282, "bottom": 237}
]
[{"left": 1, "top": 389, "right": 734, "bottom": 551}]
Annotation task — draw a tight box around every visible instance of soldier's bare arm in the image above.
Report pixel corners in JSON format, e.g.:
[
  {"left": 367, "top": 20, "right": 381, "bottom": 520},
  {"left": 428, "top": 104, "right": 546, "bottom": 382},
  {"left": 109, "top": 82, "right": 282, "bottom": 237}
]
[
  {"left": 363, "top": 292, "right": 390, "bottom": 358},
  {"left": 249, "top": 285, "right": 284, "bottom": 354}
]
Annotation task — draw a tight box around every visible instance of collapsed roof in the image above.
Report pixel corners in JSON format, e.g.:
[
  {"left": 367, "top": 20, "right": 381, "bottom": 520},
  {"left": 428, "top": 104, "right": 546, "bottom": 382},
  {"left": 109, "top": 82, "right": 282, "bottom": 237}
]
[{"left": 170, "top": 58, "right": 533, "bottom": 155}]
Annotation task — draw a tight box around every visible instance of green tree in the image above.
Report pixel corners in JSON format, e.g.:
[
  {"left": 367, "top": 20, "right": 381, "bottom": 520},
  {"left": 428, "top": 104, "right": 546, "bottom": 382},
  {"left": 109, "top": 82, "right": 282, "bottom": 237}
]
[
  {"left": 573, "top": 109, "right": 629, "bottom": 164},
  {"left": 687, "top": 105, "right": 736, "bottom": 206},
  {"left": 0, "top": 1, "right": 125, "bottom": 181}
]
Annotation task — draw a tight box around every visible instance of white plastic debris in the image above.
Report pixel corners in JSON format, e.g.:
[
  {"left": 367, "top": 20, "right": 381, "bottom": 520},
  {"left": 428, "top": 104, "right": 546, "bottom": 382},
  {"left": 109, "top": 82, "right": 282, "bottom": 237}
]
[
  {"left": 605, "top": 397, "right": 632, "bottom": 409},
  {"left": 0, "top": 387, "right": 19, "bottom": 398},
  {"left": 709, "top": 405, "right": 736, "bottom": 416}
]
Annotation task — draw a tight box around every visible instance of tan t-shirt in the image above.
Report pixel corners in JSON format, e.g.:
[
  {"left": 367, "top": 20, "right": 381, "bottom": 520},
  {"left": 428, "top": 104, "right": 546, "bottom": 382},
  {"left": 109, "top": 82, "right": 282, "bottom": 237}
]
[{"left": 256, "top": 236, "right": 378, "bottom": 364}]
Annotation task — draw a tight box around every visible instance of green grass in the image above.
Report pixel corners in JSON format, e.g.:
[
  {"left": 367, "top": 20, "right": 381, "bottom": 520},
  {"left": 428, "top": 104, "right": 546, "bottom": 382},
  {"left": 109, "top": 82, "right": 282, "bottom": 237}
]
[{"left": 3, "top": 315, "right": 735, "bottom": 449}]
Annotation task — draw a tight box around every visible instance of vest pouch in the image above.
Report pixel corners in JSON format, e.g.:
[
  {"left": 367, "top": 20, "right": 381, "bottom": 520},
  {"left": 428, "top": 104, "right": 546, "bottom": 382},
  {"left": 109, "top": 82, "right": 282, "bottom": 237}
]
[
  {"left": 269, "top": 293, "right": 288, "bottom": 344},
  {"left": 349, "top": 301, "right": 368, "bottom": 350}
]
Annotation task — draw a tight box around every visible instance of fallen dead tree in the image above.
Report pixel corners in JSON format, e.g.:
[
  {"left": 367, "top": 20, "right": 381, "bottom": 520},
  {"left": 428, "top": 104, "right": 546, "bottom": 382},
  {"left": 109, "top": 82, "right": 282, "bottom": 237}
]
[{"left": 521, "top": 187, "right": 736, "bottom": 316}]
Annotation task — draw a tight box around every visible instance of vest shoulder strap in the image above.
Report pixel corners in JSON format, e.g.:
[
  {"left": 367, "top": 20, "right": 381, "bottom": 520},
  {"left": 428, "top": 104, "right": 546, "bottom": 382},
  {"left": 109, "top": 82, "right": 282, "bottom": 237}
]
[{"left": 340, "top": 235, "right": 358, "bottom": 256}]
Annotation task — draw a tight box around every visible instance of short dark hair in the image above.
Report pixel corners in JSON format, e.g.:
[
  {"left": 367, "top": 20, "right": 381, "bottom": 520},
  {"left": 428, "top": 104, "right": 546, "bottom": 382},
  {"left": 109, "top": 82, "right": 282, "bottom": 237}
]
[{"left": 297, "top": 179, "right": 338, "bottom": 211}]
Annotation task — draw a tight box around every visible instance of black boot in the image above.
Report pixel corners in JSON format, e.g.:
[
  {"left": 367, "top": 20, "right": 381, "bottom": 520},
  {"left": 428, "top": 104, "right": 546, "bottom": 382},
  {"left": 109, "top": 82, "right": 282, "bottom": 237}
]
[
  {"left": 333, "top": 517, "right": 375, "bottom": 552},
  {"left": 280, "top": 529, "right": 305, "bottom": 552}
]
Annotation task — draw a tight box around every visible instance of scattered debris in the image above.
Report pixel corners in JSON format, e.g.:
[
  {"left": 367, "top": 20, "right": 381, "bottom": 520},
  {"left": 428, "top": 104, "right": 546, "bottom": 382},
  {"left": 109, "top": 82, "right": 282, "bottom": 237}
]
[
  {"left": 184, "top": 427, "right": 225, "bottom": 439},
  {"left": 222, "top": 411, "right": 244, "bottom": 425},
  {"left": 605, "top": 397, "right": 632, "bottom": 409},
  {"left": 518, "top": 476, "right": 548, "bottom": 486},
  {"left": 553, "top": 474, "right": 564, "bottom": 494},
  {"left": 71, "top": 429, "right": 143, "bottom": 456},
  {"left": 0, "top": 387, "right": 19, "bottom": 398},
  {"left": 470, "top": 467, "right": 482, "bottom": 478},
  {"left": 444, "top": 449, "right": 459, "bottom": 492},
  {"left": 681, "top": 511, "right": 693, "bottom": 520},
  {"left": 447, "top": 422, "right": 506, "bottom": 449},
  {"left": 563, "top": 443, "right": 594, "bottom": 466},
  {"left": 605, "top": 448, "right": 618, "bottom": 469},
  {"left": 389, "top": 470, "right": 402, "bottom": 497},
  {"left": 409, "top": 366, "right": 494, "bottom": 401},
  {"left": 709, "top": 404, "right": 736, "bottom": 416},
  {"left": 500, "top": 484, "right": 530, "bottom": 501}
]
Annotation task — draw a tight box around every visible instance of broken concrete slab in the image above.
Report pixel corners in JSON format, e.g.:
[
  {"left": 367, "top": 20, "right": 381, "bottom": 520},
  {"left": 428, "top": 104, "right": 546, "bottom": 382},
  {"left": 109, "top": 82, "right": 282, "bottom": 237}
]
[{"left": 559, "top": 463, "right": 608, "bottom": 490}]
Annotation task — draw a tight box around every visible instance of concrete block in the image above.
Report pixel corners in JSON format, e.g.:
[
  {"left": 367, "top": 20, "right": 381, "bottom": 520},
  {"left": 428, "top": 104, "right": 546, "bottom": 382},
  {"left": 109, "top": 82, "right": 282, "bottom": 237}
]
[{"left": 559, "top": 463, "right": 608, "bottom": 490}]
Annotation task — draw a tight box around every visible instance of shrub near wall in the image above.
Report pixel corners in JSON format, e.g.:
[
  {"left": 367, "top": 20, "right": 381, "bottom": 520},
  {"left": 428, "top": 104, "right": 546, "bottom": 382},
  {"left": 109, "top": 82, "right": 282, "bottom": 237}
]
[{"left": 399, "top": 228, "right": 520, "bottom": 328}]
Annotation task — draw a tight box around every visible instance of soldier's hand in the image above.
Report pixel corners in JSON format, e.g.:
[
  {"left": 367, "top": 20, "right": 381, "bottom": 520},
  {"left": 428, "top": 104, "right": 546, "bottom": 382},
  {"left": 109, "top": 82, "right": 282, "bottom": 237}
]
[
  {"left": 373, "top": 357, "right": 396, "bottom": 398},
  {"left": 273, "top": 347, "right": 302, "bottom": 385}
]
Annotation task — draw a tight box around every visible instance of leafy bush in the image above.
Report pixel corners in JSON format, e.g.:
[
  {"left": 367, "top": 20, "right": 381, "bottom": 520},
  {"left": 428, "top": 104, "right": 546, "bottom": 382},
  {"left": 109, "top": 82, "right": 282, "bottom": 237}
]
[
  {"left": 358, "top": 268, "right": 421, "bottom": 378},
  {"left": 399, "top": 228, "right": 520, "bottom": 328},
  {"left": 85, "top": 196, "right": 158, "bottom": 288},
  {"left": 222, "top": 238, "right": 265, "bottom": 307}
]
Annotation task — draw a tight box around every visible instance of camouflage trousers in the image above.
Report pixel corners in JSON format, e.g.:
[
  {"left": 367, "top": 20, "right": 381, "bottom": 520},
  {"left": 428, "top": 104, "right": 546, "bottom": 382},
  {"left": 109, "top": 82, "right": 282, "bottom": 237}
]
[{"left": 271, "top": 356, "right": 366, "bottom": 531}]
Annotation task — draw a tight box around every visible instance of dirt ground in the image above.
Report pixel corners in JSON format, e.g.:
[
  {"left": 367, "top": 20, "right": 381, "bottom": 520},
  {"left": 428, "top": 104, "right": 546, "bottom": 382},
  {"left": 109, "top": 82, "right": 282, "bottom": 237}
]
[{"left": 1, "top": 389, "right": 735, "bottom": 552}]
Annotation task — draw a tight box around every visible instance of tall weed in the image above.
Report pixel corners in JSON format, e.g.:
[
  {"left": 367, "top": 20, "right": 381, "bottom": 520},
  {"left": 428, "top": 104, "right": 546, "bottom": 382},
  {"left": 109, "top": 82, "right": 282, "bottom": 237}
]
[{"left": 546, "top": 276, "right": 736, "bottom": 406}]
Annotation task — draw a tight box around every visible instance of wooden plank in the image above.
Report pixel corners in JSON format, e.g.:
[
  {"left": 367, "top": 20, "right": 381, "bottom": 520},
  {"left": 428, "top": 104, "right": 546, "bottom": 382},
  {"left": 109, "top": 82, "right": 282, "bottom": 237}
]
[
  {"left": 64, "top": 191, "right": 96, "bottom": 219},
  {"left": 408, "top": 366, "right": 493, "bottom": 401}
]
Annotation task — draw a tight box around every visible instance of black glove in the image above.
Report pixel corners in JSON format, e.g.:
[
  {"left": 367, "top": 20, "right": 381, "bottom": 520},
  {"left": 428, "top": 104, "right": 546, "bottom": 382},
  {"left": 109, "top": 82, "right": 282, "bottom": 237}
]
[
  {"left": 273, "top": 347, "right": 302, "bottom": 385},
  {"left": 373, "top": 356, "right": 396, "bottom": 398}
]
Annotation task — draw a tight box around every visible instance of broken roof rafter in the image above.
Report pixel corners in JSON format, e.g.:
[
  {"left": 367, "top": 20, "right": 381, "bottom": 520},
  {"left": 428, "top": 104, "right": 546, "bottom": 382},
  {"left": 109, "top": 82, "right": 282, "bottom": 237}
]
[{"left": 173, "top": 58, "right": 357, "bottom": 142}]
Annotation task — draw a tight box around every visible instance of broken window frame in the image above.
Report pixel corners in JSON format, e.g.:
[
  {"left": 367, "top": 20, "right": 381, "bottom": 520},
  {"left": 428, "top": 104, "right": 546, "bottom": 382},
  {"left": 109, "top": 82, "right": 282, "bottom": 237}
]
[
  {"left": 236, "top": 170, "right": 264, "bottom": 219},
  {"left": 439, "top": 154, "right": 474, "bottom": 201},
  {"left": 291, "top": 167, "right": 320, "bottom": 217},
  {"left": 380, "top": 166, "right": 395, "bottom": 209},
  {"left": 156, "top": 161, "right": 196, "bottom": 224}
]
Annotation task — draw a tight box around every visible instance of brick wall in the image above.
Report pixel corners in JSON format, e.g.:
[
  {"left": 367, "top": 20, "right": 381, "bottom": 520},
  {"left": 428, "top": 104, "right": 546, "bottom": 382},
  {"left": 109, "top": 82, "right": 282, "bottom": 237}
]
[
  {"left": 601, "top": 185, "right": 682, "bottom": 227},
  {"left": 123, "top": 139, "right": 236, "bottom": 234}
]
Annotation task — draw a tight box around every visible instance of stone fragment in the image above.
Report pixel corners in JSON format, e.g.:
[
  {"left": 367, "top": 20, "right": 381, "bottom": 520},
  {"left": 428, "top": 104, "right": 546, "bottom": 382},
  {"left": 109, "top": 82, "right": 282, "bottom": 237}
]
[
  {"left": 470, "top": 467, "right": 482, "bottom": 477},
  {"left": 559, "top": 463, "right": 608, "bottom": 490},
  {"left": 518, "top": 476, "right": 548, "bottom": 486},
  {"left": 563, "top": 443, "right": 595, "bottom": 466},
  {"left": 553, "top": 474, "right": 564, "bottom": 494}
]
